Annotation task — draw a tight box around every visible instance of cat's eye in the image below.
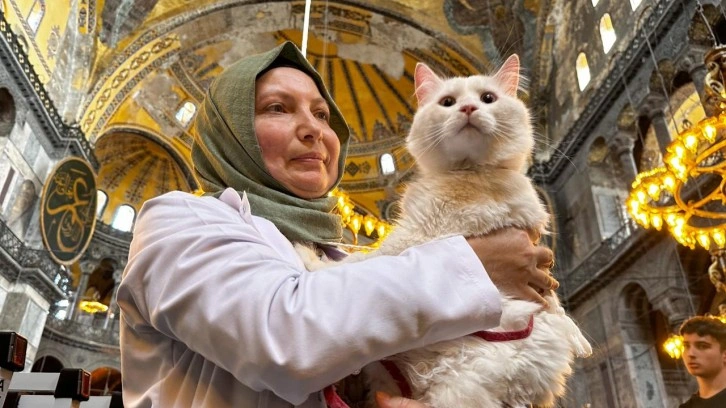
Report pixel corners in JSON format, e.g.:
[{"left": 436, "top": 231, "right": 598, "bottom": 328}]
[
  {"left": 439, "top": 96, "right": 456, "bottom": 107},
  {"left": 481, "top": 93, "right": 497, "bottom": 104}
]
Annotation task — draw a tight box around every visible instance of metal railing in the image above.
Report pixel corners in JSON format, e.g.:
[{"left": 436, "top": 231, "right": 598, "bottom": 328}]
[{"left": 0, "top": 219, "right": 70, "bottom": 302}]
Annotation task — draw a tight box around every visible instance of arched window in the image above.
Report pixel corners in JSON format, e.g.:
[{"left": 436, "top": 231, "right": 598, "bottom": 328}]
[
  {"left": 591, "top": 0, "right": 599, "bottom": 6},
  {"left": 600, "top": 14, "right": 617, "bottom": 54},
  {"left": 630, "top": 0, "right": 642, "bottom": 10},
  {"left": 96, "top": 190, "right": 108, "bottom": 218},
  {"left": 380, "top": 153, "right": 396, "bottom": 175},
  {"left": 576, "top": 53, "right": 591, "bottom": 91},
  {"left": 175, "top": 101, "right": 197, "bottom": 127},
  {"left": 111, "top": 205, "right": 136, "bottom": 232},
  {"left": 26, "top": 0, "right": 45, "bottom": 34}
]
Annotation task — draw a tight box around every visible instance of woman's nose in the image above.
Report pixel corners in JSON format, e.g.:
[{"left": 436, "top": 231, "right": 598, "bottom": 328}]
[{"left": 297, "top": 112, "right": 324, "bottom": 141}]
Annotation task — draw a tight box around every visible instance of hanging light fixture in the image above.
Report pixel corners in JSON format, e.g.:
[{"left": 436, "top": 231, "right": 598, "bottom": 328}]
[
  {"left": 627, "top": 44, "right": 726, "bottom": 293},
  {"left": 329, "top": 189, "right": 392, "bottom": 247}
]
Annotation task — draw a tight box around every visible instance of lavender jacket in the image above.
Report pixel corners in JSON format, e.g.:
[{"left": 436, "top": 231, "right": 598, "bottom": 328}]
[{"left": 117, "top": 188, "right": 502, "bottom": 407}]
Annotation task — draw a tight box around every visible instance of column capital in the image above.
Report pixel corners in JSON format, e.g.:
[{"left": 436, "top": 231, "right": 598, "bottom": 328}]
[{"left": 639, "top": 95, "right": 669, "bottom": 119}]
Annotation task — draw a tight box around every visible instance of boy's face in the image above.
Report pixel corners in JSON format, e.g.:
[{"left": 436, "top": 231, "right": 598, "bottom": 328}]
[{"left": 682, "top": 333, "right": 726, "bottom": 378}]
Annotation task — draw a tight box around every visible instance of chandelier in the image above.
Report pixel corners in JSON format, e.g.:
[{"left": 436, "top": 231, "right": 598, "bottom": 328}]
[
  {"left": 627, "top": 45, "right": 726, "bottom": 293},
  {"left": 329, "top": 189, "right": 392, "bottom": 247}
]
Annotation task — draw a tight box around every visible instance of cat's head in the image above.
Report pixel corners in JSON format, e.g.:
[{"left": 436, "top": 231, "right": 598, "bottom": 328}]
[{"left": 407, "top": 55, "right": 533, "bottom": 174}]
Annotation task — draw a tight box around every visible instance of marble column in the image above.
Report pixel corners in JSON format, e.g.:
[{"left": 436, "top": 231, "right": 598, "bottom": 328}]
[
  {"left": 103, "top": 267, "right": 123, "bottom": 330},
  {"left": 69, "top": 260, "right": 94, "bottom": 321},
  {"left": 612, "top": 130, "right": 638, "bottom": 185},
  {"left": 0, "top": 283, "right": 50, "bottom": 371},
  {"left": 647, "top": 107, "right": 673, "bottom": 155}
]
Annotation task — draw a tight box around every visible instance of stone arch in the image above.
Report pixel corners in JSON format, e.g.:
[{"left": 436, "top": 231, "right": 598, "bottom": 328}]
[
  {"left": 6, "top": 179, "right": 37, "bottom": 238},
  {"left": 86, "top": 258, "right": 117, "bottom": 305},
  {"left": 588, "top": 137, "right": 628, "bottom": 240},
  {"left": 0, "top": 88, "right": 16, "bottom": 137},
  {"left": 688, "top": 3, "right": 724, "bottom": 46},
  {"left": 617, "top": 282, "right": 671, "bottom": 404},
  {"left": 89, "top": 366, "right": 122, "bottom": 396},
  {"left": 31, "top": 355, "right": 64, "bottom": 372}
]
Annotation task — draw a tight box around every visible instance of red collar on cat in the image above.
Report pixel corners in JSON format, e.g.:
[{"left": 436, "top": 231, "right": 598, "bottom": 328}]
[
  {"left": 323, "top": 316, "right": 536, "bottom": 406},
  {"left": 472, "top": 315, "right": 535, "bottom": 342},
  {"left": 379, "top": 315, "right": 535, "bottom": 400}
]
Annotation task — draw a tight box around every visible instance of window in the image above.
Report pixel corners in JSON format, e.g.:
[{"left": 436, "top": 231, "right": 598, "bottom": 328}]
[
  {"left": 175, "top": 101, "right": 197, "bottom": 127},
  {"left": 630, "top": 0, "right": 642, "bottom": 10},
  {"left": 96, "top": 190, "right": 108, "bottom": 218},
  {"left": 576, "top": 53, "right": 591, "bottom": 91},
  {"left": 600, "top": 14, "right": 617, "bottom": 54},
  {"left": 111, "top": 205, "right": 136, "bottom": 232},
  {"left": 26, "top": 0, "right": 45, "bottom": 34},
  {"left": 591, "top": 0, "right": 599, "bottom": 6},
  {"left": 380, "top": 153, "right": 396, "bottom": 175}
]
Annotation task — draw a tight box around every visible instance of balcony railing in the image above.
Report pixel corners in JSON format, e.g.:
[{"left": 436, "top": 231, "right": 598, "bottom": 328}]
[
  {"left": 44, "top": 315, "right": 120, "bottom": 350},
  {"left": 0, "top": 219, "right": 70, "bottom": 302},
  {"left": 563, "top": 218, "right": 650, "bottom": 303}
]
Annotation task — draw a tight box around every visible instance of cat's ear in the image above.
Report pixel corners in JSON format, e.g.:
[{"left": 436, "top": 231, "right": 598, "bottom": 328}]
[
  {"left": 495, "top": 54, "right": 520, "bottom": 96},
  {"left": 414, "top": 63, "right": 442, "bottom": 105}
]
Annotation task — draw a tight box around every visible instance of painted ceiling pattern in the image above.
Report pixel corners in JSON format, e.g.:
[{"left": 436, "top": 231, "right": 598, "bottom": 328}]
[{"left": 2, "top": 0, "right": 551, "bottom": 219}]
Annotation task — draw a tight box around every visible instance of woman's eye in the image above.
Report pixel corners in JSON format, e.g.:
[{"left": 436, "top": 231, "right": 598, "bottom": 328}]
[
  {"left": 315, "top": 111, "right": 330, "bottom": 121},
  {"left": 439, "top": 96, "right": 456, "bottom": 107},
  {"left": 481, "top": 92, "right": 497, "bottom": 104},
  {"left": 267, "top": 104, "right": 284, "bottom": 113}
]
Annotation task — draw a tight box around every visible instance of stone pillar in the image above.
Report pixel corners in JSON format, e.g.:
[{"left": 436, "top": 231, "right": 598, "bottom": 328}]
[
  {"left": 103, "top": 267, "right": 123, "bottom": 330},
  {"left": 679, "top": 47, "right": 710, "bottom": 115},
  {"left": 69, "top": 260, "right": 94, "bottom": 321},
  {"left": 612, "top": 130, "right": 639, "bottom": 184},
  {"left": 0, "top": 283, "right": 50, "bottom": 371},
  {"left": 642, "top": 102, "right": 673, "bottom": 155}
]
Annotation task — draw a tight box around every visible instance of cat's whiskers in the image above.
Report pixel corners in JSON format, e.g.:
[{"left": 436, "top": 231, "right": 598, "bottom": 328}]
[{"left": 411, "top": 120, "right": 455, "bottom": 162}]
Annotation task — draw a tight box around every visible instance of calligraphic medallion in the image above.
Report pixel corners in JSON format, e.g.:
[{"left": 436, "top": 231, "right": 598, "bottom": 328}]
[{"left": 40, "top": 157, "right": 97, "bottom": 265}]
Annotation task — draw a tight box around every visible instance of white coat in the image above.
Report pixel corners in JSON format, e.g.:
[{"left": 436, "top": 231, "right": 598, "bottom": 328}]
[{"left": 117, "top": 188, "right": 502, "bottom": 407}]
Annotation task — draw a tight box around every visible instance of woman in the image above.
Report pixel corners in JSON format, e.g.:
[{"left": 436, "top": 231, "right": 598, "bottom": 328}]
[{"left": 117, "top": 41, "right": 557, "bottom": 408}]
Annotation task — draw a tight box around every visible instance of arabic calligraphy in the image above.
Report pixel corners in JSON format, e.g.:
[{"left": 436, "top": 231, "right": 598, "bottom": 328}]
[{"left": 41, "top": 158, "right": 97, "bottom": 265}]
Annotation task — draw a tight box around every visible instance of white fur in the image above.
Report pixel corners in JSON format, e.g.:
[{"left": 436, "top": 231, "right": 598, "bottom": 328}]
[{"left": 297, "top": 57, "right": 591, "bottom": 407}]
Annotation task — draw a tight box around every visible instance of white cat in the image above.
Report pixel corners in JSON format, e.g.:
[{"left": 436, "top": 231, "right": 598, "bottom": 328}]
[{"left": 300, "top": 55, "right": 591, "bottom": 408}]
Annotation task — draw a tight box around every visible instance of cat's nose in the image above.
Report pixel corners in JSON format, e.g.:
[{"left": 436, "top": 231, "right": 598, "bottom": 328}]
[{"left": 460, "top": 105, "right": 478, "bottom": 115}]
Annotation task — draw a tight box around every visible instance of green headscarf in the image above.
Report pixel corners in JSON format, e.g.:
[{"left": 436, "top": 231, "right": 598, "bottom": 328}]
[{"left": 192, "top": 41, "right": 350, "bottom": 244}]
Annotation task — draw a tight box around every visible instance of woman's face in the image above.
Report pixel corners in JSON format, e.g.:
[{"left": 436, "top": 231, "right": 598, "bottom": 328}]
[{"left": 254, "top": 67, "right": 341, "bottom": 199}]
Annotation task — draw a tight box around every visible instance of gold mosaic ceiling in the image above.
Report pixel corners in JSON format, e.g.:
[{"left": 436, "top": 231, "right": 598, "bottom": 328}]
[{"left": 5, "top": 0, "right": 551, "bottom": 219}]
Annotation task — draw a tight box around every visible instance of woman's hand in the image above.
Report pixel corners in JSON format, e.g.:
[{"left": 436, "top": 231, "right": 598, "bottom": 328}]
[
  {"left": 466, "top": 227, "right": 557, "bottom": 307},
  {"left": 376, "top": 391, "right": 428, "bottom": 408}
]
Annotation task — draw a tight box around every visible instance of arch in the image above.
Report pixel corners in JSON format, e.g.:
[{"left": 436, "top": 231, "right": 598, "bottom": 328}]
[
  {"left": 175, "top": 101, "right": 197, "bottom": 127},
  {"left": 576, "top": 52, "right": 591, "bottom": 91},
  {"left": 111, "top": 205, "right": 135, "bottom": 232},
  {"left": 95, "top": 127, "right": 198, "bottom": 192},
  {"left": 90, "top": 366, "right": 122, "bottom": 396},
  {"left": 86, "top": 258, "right": 118, "bottom": 304},
  {"left": 31, "top": 355, "right": 64, "bottom": 372},
  {"left": 6, "top": 179, "right": 37, "bottom": 238},
  {"left": 96, "top": 190, "right": 108, "bottom": 218},
  {"left": 379, "top": 153, "right": 396, "bottom": 175},
  {"left": 0, "top": 88, "right": 16, "bottom": 137},
  {"left": 588, "top": 137, "right": 629, "bottom": 239},
  {"left": 618, "top": 283, "right": 654, "bottom": 341},
  {"left": 599, "top": 14, "right": 617, "bottom": 54}
]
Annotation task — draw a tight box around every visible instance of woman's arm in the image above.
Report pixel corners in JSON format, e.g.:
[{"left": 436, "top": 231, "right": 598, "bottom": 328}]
[{"left": 118, "top": 192, "right": 501, "bottom": 404}]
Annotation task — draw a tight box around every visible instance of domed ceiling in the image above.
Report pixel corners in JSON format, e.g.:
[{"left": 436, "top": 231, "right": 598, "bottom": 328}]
[{"left": 5, "top": 0, "right": 554, "bottom": 220}]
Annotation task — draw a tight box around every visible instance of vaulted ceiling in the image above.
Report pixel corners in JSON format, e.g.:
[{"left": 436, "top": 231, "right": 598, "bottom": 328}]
[{"left": 3, "top": 0, "right": 553, "bottom": 219}]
